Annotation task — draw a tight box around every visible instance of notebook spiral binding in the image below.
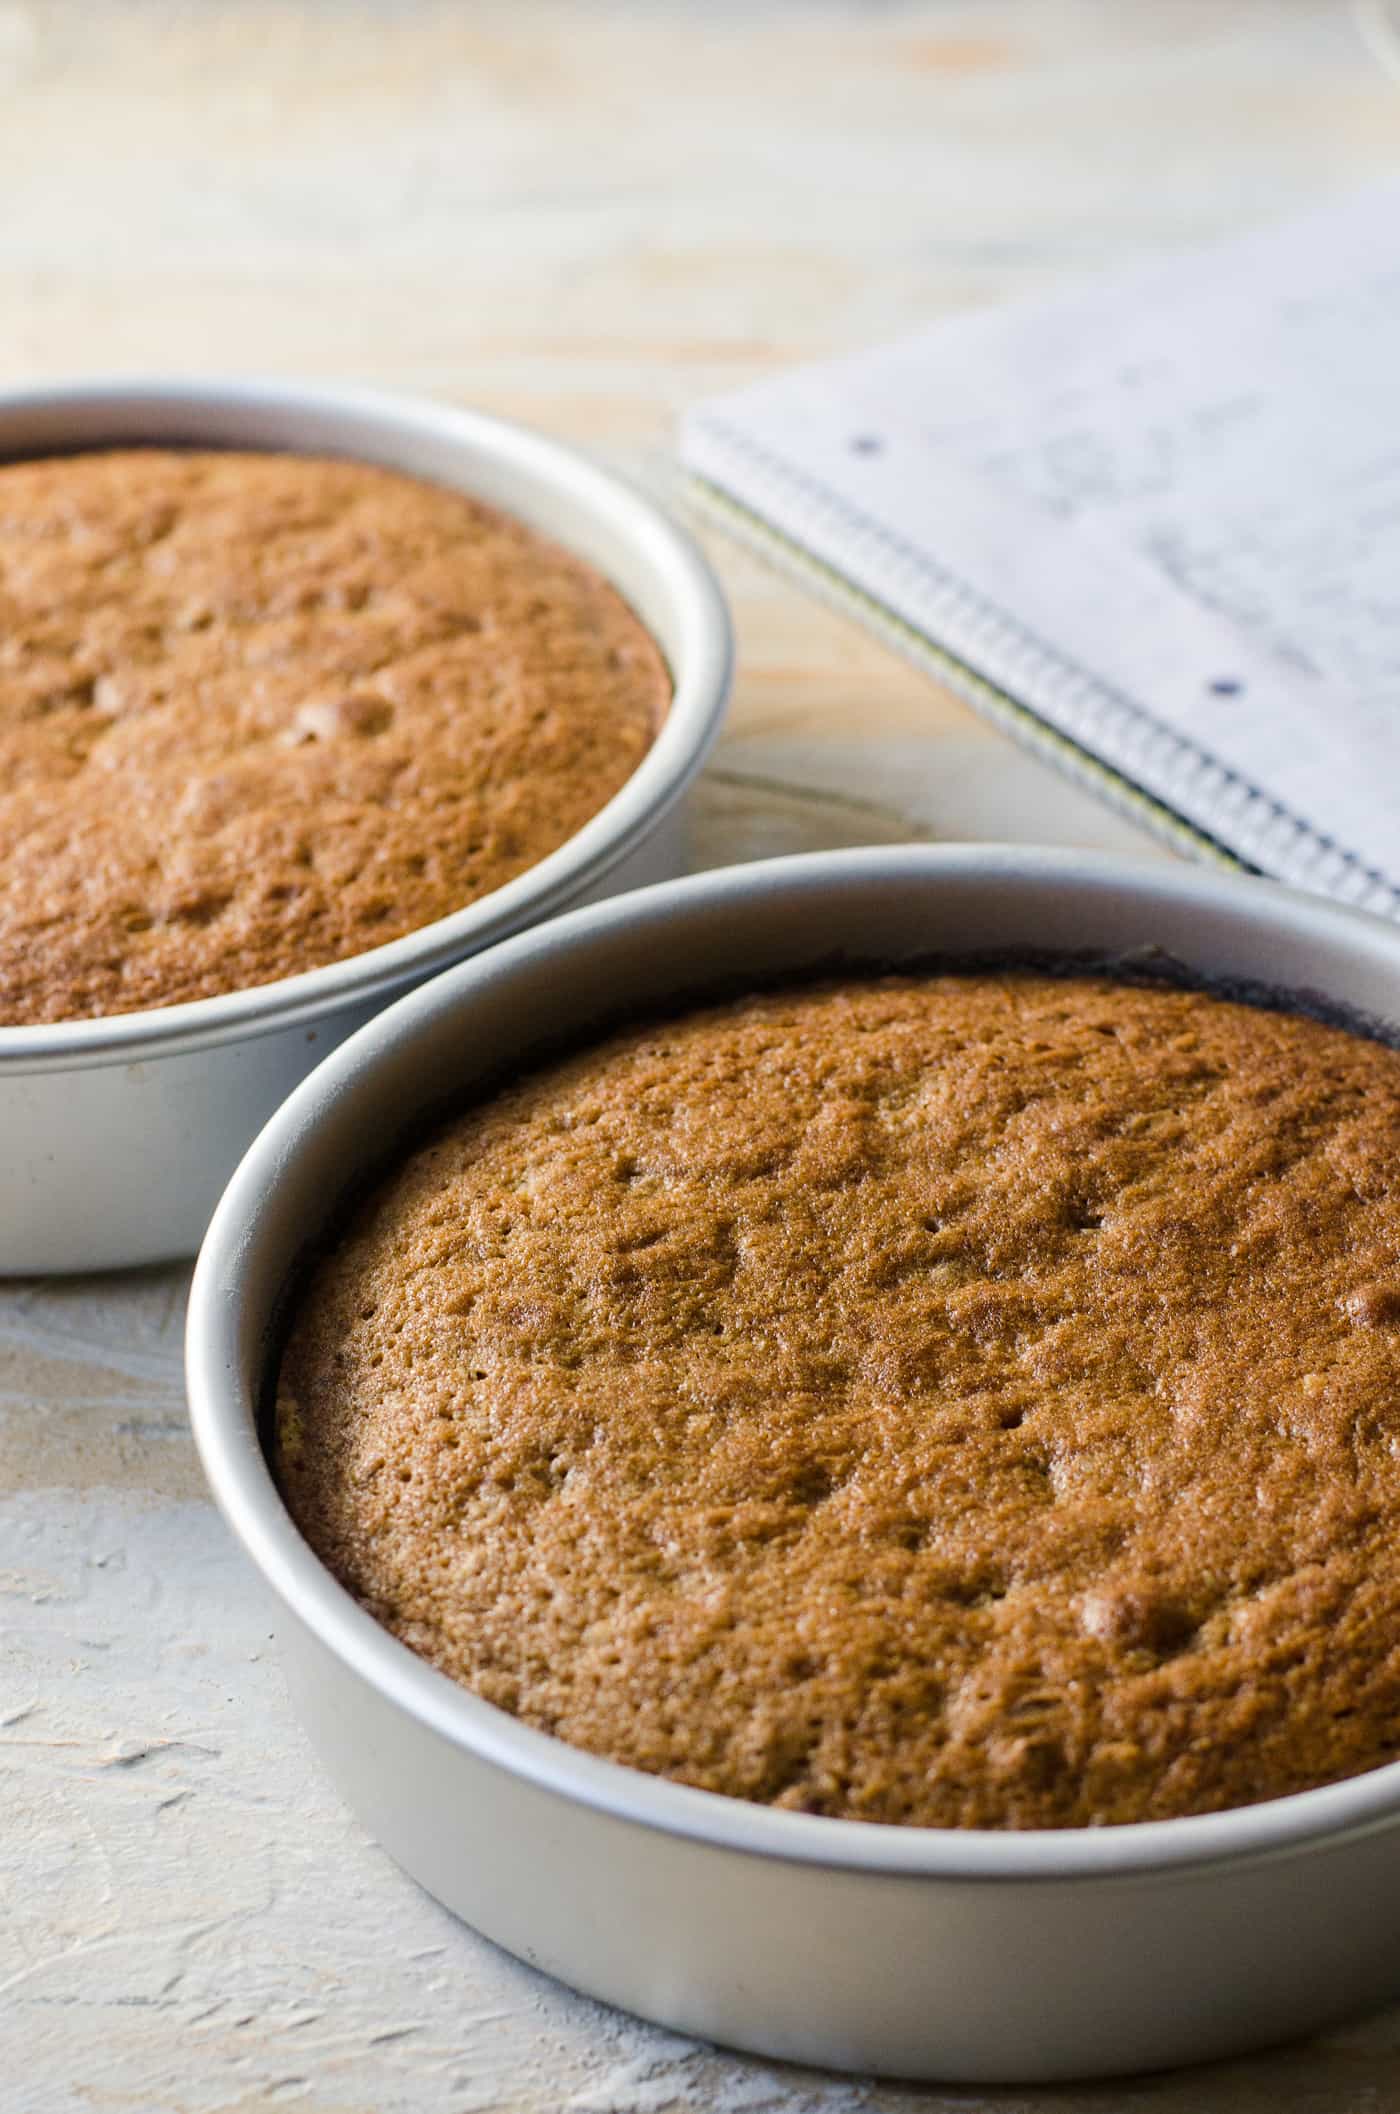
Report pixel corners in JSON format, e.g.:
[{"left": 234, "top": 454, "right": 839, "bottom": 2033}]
[{"left": 687, "top": 413, "right": 1400, "bottom": 924}]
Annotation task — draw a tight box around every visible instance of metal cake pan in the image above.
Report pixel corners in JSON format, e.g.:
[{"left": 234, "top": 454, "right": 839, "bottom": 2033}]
[
  {"left": 187, "top": 846, "right": 1400, "bottom": 2082},
  {"left": 0, "top": 377, "right": 732, "bottom": 1273}
]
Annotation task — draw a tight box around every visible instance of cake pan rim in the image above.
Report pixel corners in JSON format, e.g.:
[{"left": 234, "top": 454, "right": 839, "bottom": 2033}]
[
  {"left": 186, "top": 841, "right": 1400, "bottom": 1886},
  {"left": 0, "top": 372, "right": 732, "bottom": 1069}
]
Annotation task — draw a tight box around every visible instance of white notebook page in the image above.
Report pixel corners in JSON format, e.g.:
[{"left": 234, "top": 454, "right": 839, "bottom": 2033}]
[{"left": 684, "top": 182, "right": 1400, "bottom": 914}]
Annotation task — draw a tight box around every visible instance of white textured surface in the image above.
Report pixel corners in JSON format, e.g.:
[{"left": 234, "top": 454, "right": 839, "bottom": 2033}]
[
  {"left": 13, "top": 1281, "right": 1400, "bottom": 2113},
  {"left": 6, "top": 2, "right": 1400, "bottom": 2106}
]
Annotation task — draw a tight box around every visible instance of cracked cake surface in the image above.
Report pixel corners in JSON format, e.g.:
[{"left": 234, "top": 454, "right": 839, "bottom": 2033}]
[
  {"left": 275, "top": 971, "right": 1400, "bottom": 1828},
  {"left": 0, "top": 447, "right": 667, "bottom": 1024}
]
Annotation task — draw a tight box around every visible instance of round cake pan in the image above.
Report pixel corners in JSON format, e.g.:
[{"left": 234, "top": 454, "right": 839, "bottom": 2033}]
[
  {"left": 0, "top": 377, "right": 731, "bottom": 1273},
  {"left": 187, "top": 846, "right": 1400, "bottom": 2083}
]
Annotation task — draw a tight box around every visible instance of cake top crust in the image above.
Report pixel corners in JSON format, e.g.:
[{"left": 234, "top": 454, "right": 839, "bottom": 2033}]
[
  {"left": 0, "top": 447, "right": 666, "bottom": 1024},
  {"left": 276, "top": 971, "right": 1400, "bottom": 1828}
]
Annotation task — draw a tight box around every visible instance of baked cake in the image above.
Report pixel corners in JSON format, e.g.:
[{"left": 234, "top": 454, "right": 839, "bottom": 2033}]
[
  {"left": 0, "top": 448, "right": 667, "bottom": 1024},
  {"left": 275, "top": 970, "right": 1400, "bottom": 1829}
]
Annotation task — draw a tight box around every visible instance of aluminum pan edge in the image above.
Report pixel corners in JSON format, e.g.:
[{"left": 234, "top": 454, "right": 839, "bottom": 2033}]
[
  {"left": 0, "top": 376, "right": 732, "bottom": 1070},
  {"left": 188, "top": 844, "right": 1400, "bottom": 1889}
]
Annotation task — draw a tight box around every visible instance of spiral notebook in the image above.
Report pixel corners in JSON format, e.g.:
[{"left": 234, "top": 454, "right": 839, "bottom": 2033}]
[{"left": 682, "top": 181, "right": 1400, "bottom": 918}]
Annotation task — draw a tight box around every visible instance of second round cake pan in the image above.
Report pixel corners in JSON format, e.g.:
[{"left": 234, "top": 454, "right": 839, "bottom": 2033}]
[
  {"left": 188, "top": 845, "right": 1400, "bottom": 2083},
  {"left": 0, "top": 376, "right": 731, "bottom": 1273}
]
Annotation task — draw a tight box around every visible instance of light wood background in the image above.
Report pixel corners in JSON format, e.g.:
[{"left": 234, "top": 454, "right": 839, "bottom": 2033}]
[{"left": 4, "top": 5, "right": 1400, "bottom": 2110}]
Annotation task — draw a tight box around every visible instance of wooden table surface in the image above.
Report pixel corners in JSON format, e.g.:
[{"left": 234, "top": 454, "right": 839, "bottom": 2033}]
[{"left": 5, "top": 5, "right": 1400, "bottom": 2109}]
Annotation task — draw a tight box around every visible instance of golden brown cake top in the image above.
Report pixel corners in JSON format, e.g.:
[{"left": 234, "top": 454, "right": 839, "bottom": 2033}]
[
  {"left": 0, "top": 448, "right": 667, "bottom": 1024},
  {"left": 276, "top": 971, "right": 1400, "bottom": 1830}
]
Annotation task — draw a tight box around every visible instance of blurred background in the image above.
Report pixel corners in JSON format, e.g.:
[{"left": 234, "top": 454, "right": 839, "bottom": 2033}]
[{"left": 4, "top": 1, "right": 1397, "bottom": 867}]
